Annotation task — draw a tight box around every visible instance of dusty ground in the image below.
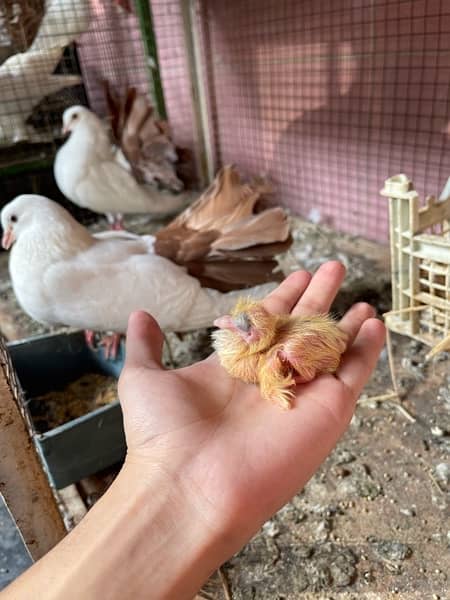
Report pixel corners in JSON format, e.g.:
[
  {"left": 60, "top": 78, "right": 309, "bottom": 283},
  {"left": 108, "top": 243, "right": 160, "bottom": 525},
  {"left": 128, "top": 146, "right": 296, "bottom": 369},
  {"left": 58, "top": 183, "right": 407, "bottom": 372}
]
[{"left": 0, "top": 217, "right": 448, "bottom": 598}]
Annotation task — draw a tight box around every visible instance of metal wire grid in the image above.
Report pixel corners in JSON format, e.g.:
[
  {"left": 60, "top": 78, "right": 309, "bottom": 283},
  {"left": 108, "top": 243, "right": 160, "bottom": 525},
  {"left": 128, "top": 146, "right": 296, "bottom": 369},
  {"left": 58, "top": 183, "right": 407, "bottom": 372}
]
[
  {"left": 151, "top": 0, "right": 196, "bottom": 150},
  {"left": 190, "top": 0, "right": 450, "bottom": 242},
  {"left": 77, "top": 2, "right": 150, "bottom": 117},
  {"left": 0, "top": 0, "right": 157, "bottom": 168},
  {"left": 0, "top": 0, "right": 92, "bottom": 149}
]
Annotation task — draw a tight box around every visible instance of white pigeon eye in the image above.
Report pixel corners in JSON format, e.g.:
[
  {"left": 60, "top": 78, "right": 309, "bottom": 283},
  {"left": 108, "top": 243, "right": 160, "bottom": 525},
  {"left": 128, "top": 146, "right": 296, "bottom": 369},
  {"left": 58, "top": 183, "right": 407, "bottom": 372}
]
[
  {"left": 10, "top": 214, "right": 17, "bottom": 223},
  {"left": 72, "top": 113, "right": 78, "bottom": 120}
]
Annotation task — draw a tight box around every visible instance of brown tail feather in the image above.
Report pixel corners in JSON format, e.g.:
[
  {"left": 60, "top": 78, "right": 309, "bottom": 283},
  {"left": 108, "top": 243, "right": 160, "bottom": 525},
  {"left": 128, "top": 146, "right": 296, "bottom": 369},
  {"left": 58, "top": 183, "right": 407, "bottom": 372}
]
[
  {"left": 185, "top": 259, "right": 284, "bottom": 292},
  {"left": 165, "top": 165, "right": 271, "bottom": 232},
  {"left": 210, "top": 207, "right": 290, "bottom": 252},
  {"left": 102, "top": 81, "right": 184, "bottom": 192},
  {"left": 154, "top": 165, "right": 291, "bottom": 291}
]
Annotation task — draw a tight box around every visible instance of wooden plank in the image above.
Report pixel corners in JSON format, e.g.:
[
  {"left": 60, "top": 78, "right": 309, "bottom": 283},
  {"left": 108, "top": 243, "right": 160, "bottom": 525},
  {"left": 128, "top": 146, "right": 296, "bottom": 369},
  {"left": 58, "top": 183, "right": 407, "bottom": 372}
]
[
  {"left": 409, "top": 194, "right": 420, "bottom": 333},
  {"left": 0, "top": 339, "right": 66, "bottom": 560},
  {"left": 388, "top": 196, "right": 399, "bottom": 311}
]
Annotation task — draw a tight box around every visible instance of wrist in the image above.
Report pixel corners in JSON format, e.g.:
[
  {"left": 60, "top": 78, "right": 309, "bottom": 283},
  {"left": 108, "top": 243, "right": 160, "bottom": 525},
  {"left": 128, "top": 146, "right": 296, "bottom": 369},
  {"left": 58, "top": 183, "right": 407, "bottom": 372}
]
[
  {"left": 84, "top": 458, "right": 232, "bottom": 599},
  {"left": 5, "top": 458, "right": 232, "bottom": 600}
]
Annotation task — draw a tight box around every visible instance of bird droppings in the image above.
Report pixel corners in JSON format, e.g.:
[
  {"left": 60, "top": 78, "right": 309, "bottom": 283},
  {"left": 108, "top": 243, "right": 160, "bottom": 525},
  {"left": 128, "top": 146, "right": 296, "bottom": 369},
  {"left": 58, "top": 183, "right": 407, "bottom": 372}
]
[
  {"left": 1, "top": 216, "right": 450, "bottom": 597},
  {"left": 368, "top": 537, "right": 412, "bottom": 563}
]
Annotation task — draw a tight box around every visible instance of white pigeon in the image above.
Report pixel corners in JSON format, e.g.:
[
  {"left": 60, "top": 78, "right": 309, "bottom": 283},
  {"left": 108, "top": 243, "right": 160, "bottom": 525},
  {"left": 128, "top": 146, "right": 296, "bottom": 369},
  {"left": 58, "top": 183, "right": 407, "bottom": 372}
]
[
  {"left": 0, "top": 195, "right": 276, "bottom": 336},
  {"left": 54, "top": 106, "right": 189, "bottom": 227}
]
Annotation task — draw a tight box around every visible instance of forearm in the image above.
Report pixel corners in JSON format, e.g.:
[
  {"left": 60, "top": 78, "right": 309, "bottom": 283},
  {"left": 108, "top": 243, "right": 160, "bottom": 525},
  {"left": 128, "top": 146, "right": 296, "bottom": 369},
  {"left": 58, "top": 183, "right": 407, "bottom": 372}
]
[{"left": 3, "top": 463, "right": 229, "bottom": 600}]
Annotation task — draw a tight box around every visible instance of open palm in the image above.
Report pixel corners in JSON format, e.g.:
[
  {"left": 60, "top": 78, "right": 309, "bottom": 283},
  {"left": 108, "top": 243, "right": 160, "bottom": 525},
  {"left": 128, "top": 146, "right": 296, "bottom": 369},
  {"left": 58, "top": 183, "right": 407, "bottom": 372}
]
[{"left": 118, "top": 262, "right": 385, "bottom": 541}]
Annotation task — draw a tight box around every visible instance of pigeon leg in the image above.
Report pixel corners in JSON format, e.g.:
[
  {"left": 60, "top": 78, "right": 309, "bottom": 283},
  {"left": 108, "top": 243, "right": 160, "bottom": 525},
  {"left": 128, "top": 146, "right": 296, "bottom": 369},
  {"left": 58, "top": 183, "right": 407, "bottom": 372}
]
[
  {"left": 84, "top": 329, "right": 97, "bottom": 349},
  {"left": 112, "top": 213, "right": 125, "bottom": 230},
  {"left": 106, "top": 212, "right": 125, "bottom": 230},
  {"left": 99, "top": 333, "right": 122, "bottom": 360}
]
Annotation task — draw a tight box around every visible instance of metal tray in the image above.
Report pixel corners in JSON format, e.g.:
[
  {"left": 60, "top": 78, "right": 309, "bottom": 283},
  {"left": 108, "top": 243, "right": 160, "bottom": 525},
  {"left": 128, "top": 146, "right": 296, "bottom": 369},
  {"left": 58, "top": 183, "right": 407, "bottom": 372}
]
[{"left": 7, "top": 331, "right": 126, "bottom": 489}]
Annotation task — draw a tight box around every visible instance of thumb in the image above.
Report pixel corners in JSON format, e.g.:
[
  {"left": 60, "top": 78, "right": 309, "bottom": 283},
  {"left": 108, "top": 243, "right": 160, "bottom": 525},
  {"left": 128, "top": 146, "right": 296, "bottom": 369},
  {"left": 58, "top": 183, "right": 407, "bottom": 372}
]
[{"left": 123, "top": 310, "right": 164, "bottom": 370}]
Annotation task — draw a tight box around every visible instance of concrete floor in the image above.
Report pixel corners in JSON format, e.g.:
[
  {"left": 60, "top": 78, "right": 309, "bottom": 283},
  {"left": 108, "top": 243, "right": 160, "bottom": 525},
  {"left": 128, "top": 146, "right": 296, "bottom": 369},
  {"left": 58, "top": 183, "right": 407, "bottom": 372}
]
[{"left": 0, "top": 217, "right": 448, "bottom": 597}]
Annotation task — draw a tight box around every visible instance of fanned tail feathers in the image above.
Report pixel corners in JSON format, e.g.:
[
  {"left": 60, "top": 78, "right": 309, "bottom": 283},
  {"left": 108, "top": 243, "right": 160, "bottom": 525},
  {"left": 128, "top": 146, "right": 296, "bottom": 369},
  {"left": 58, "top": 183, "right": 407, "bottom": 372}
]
[{"left": 154, "top": 165, "right": 291, "bottom": 290}]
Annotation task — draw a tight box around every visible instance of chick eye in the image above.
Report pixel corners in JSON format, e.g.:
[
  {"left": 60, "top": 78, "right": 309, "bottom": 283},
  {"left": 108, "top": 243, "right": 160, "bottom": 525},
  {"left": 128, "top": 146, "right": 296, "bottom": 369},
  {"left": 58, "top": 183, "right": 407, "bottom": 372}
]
[
  {"left": 235, "top": 312, "right": 251, "bottom": 332},
  {"left": 10, "top": 214, "right": 17, "bottom": 223}
]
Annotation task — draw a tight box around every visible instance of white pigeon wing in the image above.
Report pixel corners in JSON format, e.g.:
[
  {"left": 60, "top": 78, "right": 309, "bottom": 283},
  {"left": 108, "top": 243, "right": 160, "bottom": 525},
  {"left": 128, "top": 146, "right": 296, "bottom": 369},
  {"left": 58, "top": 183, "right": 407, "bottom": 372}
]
[
  {"left": 43, "top": 251, "right": 201, "bottom": 332},
  {"left": 75, "top": 159, "right": 182, "bottom": 215}
]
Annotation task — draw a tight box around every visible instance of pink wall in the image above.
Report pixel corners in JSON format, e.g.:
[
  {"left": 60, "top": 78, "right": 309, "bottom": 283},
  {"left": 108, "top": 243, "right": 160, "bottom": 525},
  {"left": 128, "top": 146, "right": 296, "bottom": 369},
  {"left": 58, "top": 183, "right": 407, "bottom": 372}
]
[
  {"left": 77, "top": 0, "right": 197, "bottom": 161},
  {"left": 194, "top": 0, "right": 450, "bottom": 242},
  {"left": 151, "top": 0, "right": 196, "bottom": 150},
  {"left": 77, "top": 2, "right": 150, "bottom": 115}
]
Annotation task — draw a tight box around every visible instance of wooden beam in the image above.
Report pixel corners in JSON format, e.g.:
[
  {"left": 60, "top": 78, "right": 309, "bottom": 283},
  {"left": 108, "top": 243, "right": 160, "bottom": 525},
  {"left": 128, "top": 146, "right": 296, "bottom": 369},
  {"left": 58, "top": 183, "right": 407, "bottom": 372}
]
[{"left": 0, "top": 339, "right": 66, "bottom": 561}]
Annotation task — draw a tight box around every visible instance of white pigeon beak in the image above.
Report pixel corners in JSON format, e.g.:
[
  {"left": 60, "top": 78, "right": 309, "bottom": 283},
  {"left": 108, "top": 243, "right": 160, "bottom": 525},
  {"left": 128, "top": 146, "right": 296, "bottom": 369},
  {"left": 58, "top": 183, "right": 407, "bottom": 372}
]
[
  {"left": 1, "top": 227, "right": 15, "bottom": 250},
  {"left": 61, "top": 123, "right": 70, "bottom": 136}
]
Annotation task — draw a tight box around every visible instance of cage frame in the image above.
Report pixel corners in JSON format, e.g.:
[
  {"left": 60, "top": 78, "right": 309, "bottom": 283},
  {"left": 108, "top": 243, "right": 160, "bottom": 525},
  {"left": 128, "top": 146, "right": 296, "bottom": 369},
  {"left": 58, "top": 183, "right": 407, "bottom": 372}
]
[{"left": 382, "top": 174, "right": 450, "bottom": 348}]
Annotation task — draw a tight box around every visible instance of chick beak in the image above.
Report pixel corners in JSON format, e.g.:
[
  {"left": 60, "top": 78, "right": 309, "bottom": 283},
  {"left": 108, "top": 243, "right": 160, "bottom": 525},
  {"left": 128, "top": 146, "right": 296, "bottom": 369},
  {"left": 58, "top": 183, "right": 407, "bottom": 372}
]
[
  {"left": 213, "top": 315, "right": 234, "bottom": 330},
  {"left": 1, "top": 227, "right": 15, "bottom": 250}
]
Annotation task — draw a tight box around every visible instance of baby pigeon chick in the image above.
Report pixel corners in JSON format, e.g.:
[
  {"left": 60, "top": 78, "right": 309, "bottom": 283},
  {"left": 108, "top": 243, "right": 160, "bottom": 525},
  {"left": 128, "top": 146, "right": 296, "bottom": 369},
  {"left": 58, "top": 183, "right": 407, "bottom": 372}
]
[{"left": 212, "top": 298, "right": 348, "bottom": 409}]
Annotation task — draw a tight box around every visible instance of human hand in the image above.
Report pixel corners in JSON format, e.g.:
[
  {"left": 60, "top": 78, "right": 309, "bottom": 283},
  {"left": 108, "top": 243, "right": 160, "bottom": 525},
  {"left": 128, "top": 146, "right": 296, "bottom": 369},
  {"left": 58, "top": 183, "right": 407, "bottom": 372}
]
[
  {"left": 118, "top": 261, "right": 385, "bottom": 544},
  {"left": 2, "top": 262, "right": 385, "bottom": 600}
]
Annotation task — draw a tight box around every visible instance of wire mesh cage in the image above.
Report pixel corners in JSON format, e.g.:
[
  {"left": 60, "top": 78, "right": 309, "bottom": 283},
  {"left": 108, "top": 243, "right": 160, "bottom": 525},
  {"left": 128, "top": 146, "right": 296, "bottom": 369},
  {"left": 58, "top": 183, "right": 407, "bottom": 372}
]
[
  {"left": 0, "top": 0, "right": 161, "bottom": 177},
  {"left": 156, "top": 0, "right": 450, "bottom": 242},
  {"left": 0, "top": 1, "right": 90, "bottom": 149},
  {"left": 2, "top": 1, "right": 450, "bottom": 241}
]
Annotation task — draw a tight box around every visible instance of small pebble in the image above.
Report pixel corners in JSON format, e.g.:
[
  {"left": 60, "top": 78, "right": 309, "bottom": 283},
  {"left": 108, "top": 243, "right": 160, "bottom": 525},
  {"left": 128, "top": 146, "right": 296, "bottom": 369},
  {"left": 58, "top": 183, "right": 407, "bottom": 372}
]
[
  {"left": 262, "top": 520, "right": 280, "bottom": 538},
  {"left": 431, "top": 426, "right": 444, "bottom": 437},
  {"left": 434, "top": 463, "right": 450, "bottom": 487}
]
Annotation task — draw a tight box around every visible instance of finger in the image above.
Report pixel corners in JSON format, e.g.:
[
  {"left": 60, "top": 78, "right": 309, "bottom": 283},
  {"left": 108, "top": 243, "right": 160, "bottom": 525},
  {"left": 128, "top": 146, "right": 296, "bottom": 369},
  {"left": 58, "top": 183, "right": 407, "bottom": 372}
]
[
  {"left": 293, "top": 261, "right": 346, "bottom": 316},
  {"left": 338, "top": 302, "right": 376, "bottom": 346},
  {"left": 263, "top": 270, "right": 312, "bottom": 314},
  {"left": 336, "top": 318, "right": 386, "bottom": 396},
  {"left": 123, "top": 310, "right": 164, "bottom": 371}
]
